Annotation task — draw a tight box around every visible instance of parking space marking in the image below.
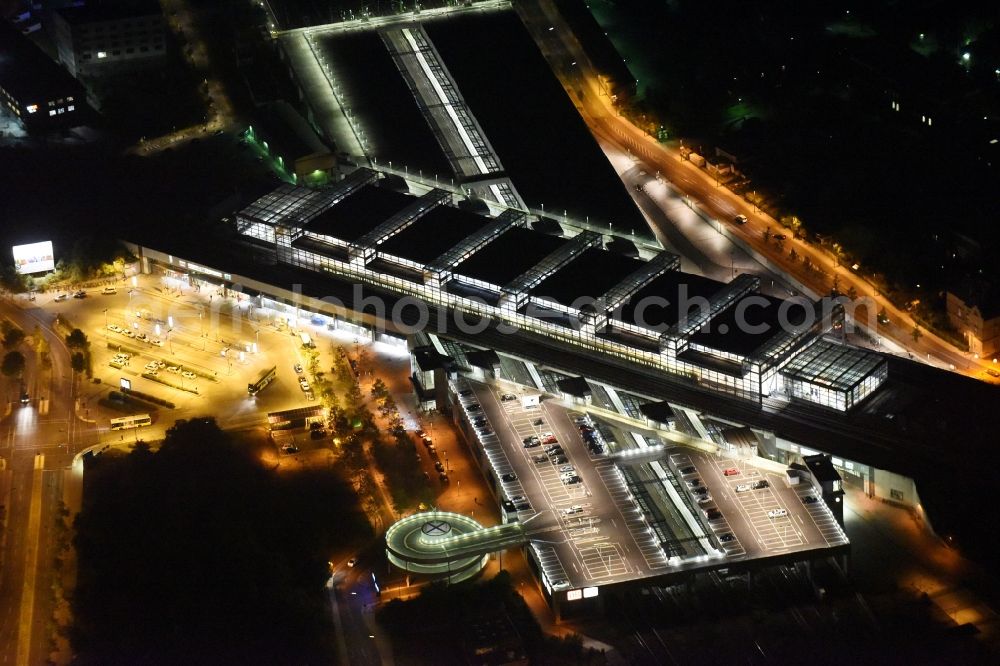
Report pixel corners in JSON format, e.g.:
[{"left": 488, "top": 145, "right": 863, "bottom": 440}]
[
  {"left": 577, "top": 542, "right": 629, "bottom": 580},
  {"left": 596, "top": 465, "right": 671, "bottom": 571}
]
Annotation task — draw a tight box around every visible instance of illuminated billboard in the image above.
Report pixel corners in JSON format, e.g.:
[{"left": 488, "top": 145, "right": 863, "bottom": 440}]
[{"left": 13, "top": 241, "right": 55, "bottom": 275}]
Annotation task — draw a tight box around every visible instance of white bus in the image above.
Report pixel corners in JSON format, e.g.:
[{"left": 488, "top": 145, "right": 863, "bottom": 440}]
[
  {"left": 298, "top": 332, "right": 315, "bottom": 349},
  {"left": 110, "top": 414, "right": 152, "bottom": 431},
  {"left": 248, "top": 365, "right": 277, "bottom": 396}
]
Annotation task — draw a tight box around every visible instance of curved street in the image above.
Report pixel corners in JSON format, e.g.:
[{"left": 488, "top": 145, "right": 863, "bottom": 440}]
[{"left": 522, "top": 0, "right": 994, "bottom": 383}]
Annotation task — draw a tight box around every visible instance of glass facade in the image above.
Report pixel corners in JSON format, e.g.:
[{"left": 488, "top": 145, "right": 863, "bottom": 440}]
[{"left": 234, "top": 183, "right": 885, "bottom": 408}]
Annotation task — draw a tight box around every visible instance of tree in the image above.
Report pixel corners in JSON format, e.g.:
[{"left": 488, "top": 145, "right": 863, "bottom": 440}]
[
  {"left": 1, "top": 326, "right": 24, "bottom": 349},
  {"left": 65, "top": 328, "right": 89, "bottom": 350},
  {"left": 72, "top": 419, "right": 370, "bottom": 664},
  {"left": 71, "top": 352, "right": 86, "bottom": 374},
  {"left": 370, "top": 378, "right": 388, "bottom": 401},
  {"left": 1, "top": 351, "right": 25, "bottom": 378},
  {"left": 0, "top": 265, "right": 27, "bottom": 293}
]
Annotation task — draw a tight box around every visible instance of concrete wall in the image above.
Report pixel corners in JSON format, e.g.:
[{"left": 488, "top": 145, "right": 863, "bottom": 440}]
[{"left": 872, "top": 468, "right": 921, "bottom": 508}]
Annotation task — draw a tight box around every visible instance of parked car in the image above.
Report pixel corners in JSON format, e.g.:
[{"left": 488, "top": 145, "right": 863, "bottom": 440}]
[
  {"left": 803, "top": 495, "right": 819, "bottom": 504},
  {"left": 723, "top": 468, "right": 739, "bottom": 476},
  {"left": 501, "top": 473, "right": 517, "bottom": 483},
  {"left": 735, "top": 484, "right": 750, "bottom": 493},
  {"left": 550, "top": 455, "right": 568, "bottom": 465},
  {"left": 734, "top": 214, "right": 748, "bottom": 225},
  {"left": 532, "top": 454, "right": 548, "bottom": 463},
  {"left": 559, "top": 465, "right": 575, "bottom": 473},
  {"left": 54, "top": 293, "right": 68, "bottom": 302},
  {"left": 679, "top": 466, "right": 696, "bottom": 475},
  {"left": 751, "top": 480, "right": 770, "bottom": 490},
  {"left": 500, "top": 393, "right": 516, "bottom": 401},
  {"left": 73, "top": 290, "right": 86, "bottom": 299},
  {"left": 563, "top": 505, "right": 583, "bottom": 516},
  {"left": 767, "top": 509, "right": 788, "bottom": 519},
  {"left": 719, "top": 533, "right": 735, "bottom": 543},
  {"left": 293, "top": 363, "right": 303, "bottom": 374}
]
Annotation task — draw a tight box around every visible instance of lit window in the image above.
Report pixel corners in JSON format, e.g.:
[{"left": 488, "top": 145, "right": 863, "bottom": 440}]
[
  {"left": 49, "top": 110, "right": 56, "bottom": 116},
  {"left": 57, "top": 108, "right": 64, "bottom": 114},
  {"left": 97, "top": 51, "right": 107, "bottom": 58},
  {"left": 68, "top": 105, "right": 75, "bottom": 112},
  {"left": 67, "top": 96, "right": 74, "bottom": 102},
  {"left": 26, "top": 104, "right": 38, "bottom": 114},
  {"left": 566, "top": 590, "right": 582, "bottom": 601}
]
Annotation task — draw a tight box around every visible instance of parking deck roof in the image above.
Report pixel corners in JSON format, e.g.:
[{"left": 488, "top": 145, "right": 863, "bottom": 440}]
[
  {"left": 531, "top": 247, "right": 644, "bottom": 307},
  {"left": 457, "top": 379, "right": 849, "bottom": 593},
  {"left": 306, "top": 185, "right": 416, "bottom": 243},
  {"left": 377, "top": 204, "right": 491, "bottom": 266},
  {"left": 452, "top": 227, "right": 567, "bottom": 287}
]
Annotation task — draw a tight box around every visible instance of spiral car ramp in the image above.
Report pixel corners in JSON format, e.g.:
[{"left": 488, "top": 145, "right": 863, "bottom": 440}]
[{"left": 385, "top": 511, "right": 529, "bottom": 583}]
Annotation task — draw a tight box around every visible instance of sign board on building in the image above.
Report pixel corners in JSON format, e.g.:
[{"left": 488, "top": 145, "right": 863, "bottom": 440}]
[{"left": 12, "top": 241, "right": 55, "bottom": 274}]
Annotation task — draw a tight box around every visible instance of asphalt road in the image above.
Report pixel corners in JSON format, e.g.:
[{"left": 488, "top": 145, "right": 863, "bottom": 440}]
[
  {"left": 519, "top": 0, "right": 993, "bottom": 383},
  {"left": 0, "top": 297, "right": 90, "bottom": 666}
]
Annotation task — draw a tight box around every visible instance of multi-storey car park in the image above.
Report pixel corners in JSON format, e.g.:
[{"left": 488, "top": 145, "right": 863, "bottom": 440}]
[
  {"left": 120, "top": 166, "right": 917, "bottom": 613},
  {"left": 104, "top": 0, "right": 999, "bottom": 616},
  {"left": 385, "top": 373, "right": 850, "bottom": 618},
  {"left": 122, "top": 161, "right": 1000, "bottom": 612}
]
